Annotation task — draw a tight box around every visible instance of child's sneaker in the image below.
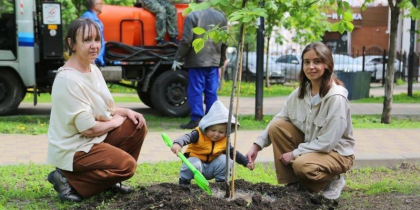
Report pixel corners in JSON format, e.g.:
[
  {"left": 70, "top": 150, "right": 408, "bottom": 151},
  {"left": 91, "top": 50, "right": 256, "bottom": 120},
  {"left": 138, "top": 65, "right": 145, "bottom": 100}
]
[
  {"left": 179, "top": 178, "right": 191, "bottom": 190},
  {"left": 321, "top": 174, "right": 346, "bottom": 200}
]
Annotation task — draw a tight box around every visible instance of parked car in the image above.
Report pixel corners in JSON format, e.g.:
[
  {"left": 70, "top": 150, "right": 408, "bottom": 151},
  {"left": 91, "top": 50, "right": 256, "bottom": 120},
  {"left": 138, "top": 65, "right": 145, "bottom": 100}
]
[
  {"left": 225, "top": 51, "right": 286, "bottom": 84},
  {"left": 332, "top": 54, "right": 363, "bottom": 72},
  {"left": 274, "top": 53, "right": 362, "bottom": 81},
  {"left": 274, "top": 54, "right": 301, "bottom": 81},
  {"left": 353, "top": 56, "right": 403, "bottom": 82}
]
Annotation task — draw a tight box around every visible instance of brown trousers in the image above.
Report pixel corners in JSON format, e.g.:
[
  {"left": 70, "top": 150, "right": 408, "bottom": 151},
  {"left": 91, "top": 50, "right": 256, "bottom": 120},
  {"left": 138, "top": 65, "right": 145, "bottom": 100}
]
[
  {"left": 269, "top": 120, "right": 354, "bottom": 193},
  {"left": 62, "top": 119, "right": 147, "bottom": 198}
]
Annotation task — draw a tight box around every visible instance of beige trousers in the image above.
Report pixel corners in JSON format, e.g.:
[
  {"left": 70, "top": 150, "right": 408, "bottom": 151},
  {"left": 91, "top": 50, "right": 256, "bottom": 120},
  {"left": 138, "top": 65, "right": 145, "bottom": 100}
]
[{"left": 269, "top": 119, "right": 354, "bottom": 193}]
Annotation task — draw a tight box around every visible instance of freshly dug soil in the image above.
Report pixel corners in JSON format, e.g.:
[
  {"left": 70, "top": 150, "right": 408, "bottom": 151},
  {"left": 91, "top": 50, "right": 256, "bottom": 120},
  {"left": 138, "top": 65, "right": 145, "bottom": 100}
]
[
  {"left": 76, "top": 179, "right": 337, "bottom": 209},
  {"left": 75, "top": 178, "right": 420, "bottom": 210}
]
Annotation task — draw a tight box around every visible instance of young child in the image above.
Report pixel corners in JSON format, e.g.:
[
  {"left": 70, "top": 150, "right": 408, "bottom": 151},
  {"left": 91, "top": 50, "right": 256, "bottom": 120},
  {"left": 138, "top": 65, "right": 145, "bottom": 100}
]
[{"left": 171, "top": 101, "right": 252, "bottom": 186}]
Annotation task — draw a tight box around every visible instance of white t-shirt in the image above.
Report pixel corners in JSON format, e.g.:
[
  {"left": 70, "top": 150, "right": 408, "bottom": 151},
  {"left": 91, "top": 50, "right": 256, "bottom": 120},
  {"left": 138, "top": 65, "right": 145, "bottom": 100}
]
[{"left": 47, "top": 64, "right": 115, "bottom": 171}]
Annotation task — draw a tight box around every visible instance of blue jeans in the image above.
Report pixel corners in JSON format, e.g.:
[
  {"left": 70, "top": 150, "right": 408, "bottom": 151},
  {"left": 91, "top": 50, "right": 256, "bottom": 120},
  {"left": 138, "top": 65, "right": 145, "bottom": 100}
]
[{"left": 187, "top": 67, "right": 219, "bottom": 121}]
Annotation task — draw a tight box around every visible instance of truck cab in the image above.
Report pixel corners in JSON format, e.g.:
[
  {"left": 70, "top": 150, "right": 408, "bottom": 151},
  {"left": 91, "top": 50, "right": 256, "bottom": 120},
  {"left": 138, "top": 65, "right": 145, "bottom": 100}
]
[
  {"left": 0, "top": 0, "right": 64, "bottom": 115},
  {"left": 0, "top": 0, "right": 191, "bottom": 117}
]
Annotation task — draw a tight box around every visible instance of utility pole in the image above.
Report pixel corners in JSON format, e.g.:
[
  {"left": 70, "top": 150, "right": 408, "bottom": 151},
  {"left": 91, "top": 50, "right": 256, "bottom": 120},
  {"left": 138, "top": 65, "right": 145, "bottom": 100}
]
[{"left": 255, "top": 2, "right": 265, "bottom": 121}]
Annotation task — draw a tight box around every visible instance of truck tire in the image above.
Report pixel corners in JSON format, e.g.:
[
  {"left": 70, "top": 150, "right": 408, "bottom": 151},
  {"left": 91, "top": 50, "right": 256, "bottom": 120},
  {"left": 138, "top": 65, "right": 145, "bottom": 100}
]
[
  {"left": 0, "top": 71, "right": 25, "bottom": 115},
  {"left": 136, "top": 84, "right": 154, "bottom": 108},
  {"left": 151, "top": 70, "right": 190, "bottom": 117}
]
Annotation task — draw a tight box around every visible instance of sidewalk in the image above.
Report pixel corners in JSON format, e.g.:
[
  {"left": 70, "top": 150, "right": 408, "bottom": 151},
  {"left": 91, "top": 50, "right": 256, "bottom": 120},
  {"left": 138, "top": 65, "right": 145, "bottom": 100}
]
[
  {"left": 1, "top": 129, "right": 419, "bottom": 168},
  {"left": 2, "top": 82, "right": 420, "bottom": 168}
]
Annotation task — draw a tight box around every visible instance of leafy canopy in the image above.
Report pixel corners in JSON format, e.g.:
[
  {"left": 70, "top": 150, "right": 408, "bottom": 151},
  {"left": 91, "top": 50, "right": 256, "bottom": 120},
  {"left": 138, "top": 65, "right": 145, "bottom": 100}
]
[{"left": 184, "top": 0, "right": 356, "bottom": 52}]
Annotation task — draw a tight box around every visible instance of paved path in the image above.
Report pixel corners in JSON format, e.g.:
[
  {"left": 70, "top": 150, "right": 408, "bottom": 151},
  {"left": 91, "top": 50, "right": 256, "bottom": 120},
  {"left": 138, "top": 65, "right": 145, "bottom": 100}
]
[
  {"left": 16, "top": 82, "right": 420, "bottom": 116},
  {"left": 1, "top": 129, "right": 419, "bottom": 168},
  {"left": 2, "top": 82, "right": 419, "bottom": 168}
]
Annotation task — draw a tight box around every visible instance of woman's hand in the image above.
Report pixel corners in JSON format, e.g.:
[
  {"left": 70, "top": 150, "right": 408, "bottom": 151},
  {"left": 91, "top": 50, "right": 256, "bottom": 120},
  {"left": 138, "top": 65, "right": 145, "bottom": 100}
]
[
  {"left": 126, "top": 109, "right": 146, "bottom": 130},
  {"left": 246, "top": 143, "right": 261, "bottom": 170},
  {"left": 115, "top": 108, "right": 146, "bottom": 130},
  {"left": 112, "top": 114, "right": 127, "bottom": 127},
  {"left": 171, "top": 143, "right": 182, "bottom": 155},
  {"left": 280, "top": 151, "right": 295, "bottom": 166}
]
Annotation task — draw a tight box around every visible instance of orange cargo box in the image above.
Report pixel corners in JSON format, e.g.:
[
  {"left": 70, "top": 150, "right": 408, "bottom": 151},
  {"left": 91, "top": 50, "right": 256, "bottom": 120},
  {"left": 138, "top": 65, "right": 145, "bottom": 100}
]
[{"left": 99, "top": 4, "right": 188, "bottom": 46}]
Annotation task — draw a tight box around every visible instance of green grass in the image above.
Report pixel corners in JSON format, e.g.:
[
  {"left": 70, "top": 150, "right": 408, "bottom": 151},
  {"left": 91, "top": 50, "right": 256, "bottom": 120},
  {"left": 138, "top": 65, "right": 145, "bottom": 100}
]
[
  {"left": 22, "top": 81, "right": 419, "bottom": 103},
  {"left": 22, "top": 93, "right": 141, "bottom": 103},
  {"left": 217, "top": 81, "right": 296, "bottom": 97},
  {"left": 22, "top": 81, "right": 296, "bottom": 103},
  {"left": 354, "top": 90, "right": 420, "bottom": 103},
  {"left": 1, "top": 114, "right": 419, "bottom": 135},
  {"left": 351, "top": 115, "right": 420, "bottom": 128},
  {"left": 0, "top": 163, "right": 418, "bottom": 210},
  {"left": 107, "top": 81, "right": 137, "bottom": 94},
  {"left": 344, "top": 164, "right": 420, "bottom": 196}
]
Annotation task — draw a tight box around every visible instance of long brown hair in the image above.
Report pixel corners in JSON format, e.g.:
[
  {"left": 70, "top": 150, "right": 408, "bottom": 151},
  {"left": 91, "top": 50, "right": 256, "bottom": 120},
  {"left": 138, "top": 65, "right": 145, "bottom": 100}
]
[{"left": 298, "top": 42, "right": 343, "bottom": 99}]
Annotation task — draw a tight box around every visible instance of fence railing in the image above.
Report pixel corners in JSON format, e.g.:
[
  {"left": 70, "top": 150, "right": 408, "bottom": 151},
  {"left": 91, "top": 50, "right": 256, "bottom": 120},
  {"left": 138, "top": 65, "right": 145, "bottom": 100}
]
[{"left": 225, "top": 44, "right": 419, "bottom": 84}]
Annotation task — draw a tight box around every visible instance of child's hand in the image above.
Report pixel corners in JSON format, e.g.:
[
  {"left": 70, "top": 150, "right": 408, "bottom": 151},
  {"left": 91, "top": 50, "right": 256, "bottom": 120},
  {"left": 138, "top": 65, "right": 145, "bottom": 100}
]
[
  {"left": 246, "top": 162, "right": 254, "bottom": 171},
  {"left": 171, "top": 143, "right": 182, "bottom": 155}
]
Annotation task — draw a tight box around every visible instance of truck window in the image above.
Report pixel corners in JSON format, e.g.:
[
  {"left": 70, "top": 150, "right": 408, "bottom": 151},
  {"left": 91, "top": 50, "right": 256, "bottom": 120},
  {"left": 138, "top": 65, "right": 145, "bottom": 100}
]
[{"left": 0, "top": 0, "right": 16, "bottom": 60}]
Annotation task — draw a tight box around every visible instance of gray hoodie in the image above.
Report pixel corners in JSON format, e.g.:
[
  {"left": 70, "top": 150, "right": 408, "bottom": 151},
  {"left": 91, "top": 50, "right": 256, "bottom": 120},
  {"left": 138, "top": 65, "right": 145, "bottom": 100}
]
[
  {"left": 198, "top": 100, "right": 239, "bottom": 132},
  {"left": 255, "top": 83, "right": 355, "bottom": 158}
]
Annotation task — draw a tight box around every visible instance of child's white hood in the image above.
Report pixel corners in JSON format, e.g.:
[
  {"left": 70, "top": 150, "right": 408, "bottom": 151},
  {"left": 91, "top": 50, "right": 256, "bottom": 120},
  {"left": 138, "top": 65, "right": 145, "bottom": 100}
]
[{"left": 198, "top": 101, "right": 239, "bottom": 132}]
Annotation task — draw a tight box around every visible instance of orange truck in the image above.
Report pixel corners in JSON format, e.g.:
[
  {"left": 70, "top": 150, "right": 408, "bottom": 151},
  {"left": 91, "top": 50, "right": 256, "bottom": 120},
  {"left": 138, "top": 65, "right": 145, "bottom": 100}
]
[{"left": 0, "top": 0, "right": 190, "bottom": 117}]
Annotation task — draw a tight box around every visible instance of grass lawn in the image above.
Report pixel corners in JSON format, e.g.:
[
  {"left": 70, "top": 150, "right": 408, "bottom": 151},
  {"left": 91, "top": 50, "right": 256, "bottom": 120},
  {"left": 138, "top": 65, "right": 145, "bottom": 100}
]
[
  {"left": 22, "top": 81, "right": 420, "bottom": 103},
  {"left": 1, "top": 114, "right": 420, "bottom": 135},
  {"left": 0, "top": 163, "right": 418, "bottom": 209}
]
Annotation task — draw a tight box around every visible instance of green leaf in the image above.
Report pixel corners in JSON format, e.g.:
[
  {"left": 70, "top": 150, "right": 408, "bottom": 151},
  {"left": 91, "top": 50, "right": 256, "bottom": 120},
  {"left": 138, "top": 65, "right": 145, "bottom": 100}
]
[
  {"left": 265, "top": 1, "right": 278, "bottom": 11},
  {"left": 188, "top": 3, "right": 200, "bottom": 11},
  {"left": 343, "top": 11, "right": 353, "bottom": 21},
  {"left": 210, "top": 31, "right": 221, "bottom": 43},
  {"left": 337, "top": 0, "right": 343, "bottom": 8},
  {"left": 229, "top": 11, "right": 244, "bottom": 22},
  {"left": 345, "top": 21, "right": 354, "bottom": 32},
  {"left": 338, "top": 22, "right": 345, "bottom": 34},
  {"left": 343, "top": 1, "right": 350, "bottom": 9},
  {"left": 409, "top": 7, "right": 420, "bottom": 20},
  {"left": 331, "top": 22, "right": 340, "bottom": 32},
  {"left": 243, "top": 16, "right": 253, "bottom": 23},
  {"left": 192, "top": 27, "right": 206, "bottom": 35},
  {"left": 218, "top": 0, "right": 229, "bottom": 6},
  {"left": 398, "top": 1, "right": 413, "bottom": 9},
  {"left": 182, "top": 7, "right": 192, "bottom": 16},
  {"left": 337, "top": 7, "right": 343, "bottom": 16},
  {"left": 192, "top": 38, "right": 205, "bottom": 53}
]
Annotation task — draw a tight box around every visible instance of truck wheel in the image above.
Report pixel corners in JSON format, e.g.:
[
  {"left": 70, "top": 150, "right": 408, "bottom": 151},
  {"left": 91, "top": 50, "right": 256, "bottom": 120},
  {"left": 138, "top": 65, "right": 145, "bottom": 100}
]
[
  {"left": 136, "top": 84, "right": 154, "bottom": 108},
  {"left": 0, "top": 71, "right": 25, "bottom": 115},
  {"left": 151, "top": 70, "right": 190, "bottom": 117}
]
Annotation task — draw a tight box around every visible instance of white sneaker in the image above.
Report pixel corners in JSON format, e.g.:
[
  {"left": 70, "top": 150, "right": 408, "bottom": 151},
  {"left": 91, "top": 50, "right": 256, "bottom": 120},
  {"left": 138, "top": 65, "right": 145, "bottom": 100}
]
[{"left": 321, "top": 174, "right": 346, "bottom": 200}]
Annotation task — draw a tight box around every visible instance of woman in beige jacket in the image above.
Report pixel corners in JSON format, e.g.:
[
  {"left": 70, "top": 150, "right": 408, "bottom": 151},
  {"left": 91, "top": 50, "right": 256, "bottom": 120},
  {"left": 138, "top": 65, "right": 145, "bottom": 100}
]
[
  {"left": 47, "top": 18, "right": 147, "bottom": 202},
  {"left": 246, "top": 42, "right": 355, "bottom": 200}
]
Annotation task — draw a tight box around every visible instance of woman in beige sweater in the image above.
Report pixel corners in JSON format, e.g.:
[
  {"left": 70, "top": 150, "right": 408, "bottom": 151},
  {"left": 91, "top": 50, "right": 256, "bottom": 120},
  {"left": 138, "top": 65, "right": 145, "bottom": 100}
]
[
  {"left": 246, "top": 42, "right": 355, "bottom": 200},
  {"left": 47, "top": 18, "right": 147, "bottom": 202}
]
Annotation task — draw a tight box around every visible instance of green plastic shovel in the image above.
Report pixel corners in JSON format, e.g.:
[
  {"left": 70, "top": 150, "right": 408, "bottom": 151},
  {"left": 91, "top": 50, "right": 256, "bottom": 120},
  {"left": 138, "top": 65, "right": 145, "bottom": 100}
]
[{"left": 161, "top": 133, "right": 212, "bottom": 195}]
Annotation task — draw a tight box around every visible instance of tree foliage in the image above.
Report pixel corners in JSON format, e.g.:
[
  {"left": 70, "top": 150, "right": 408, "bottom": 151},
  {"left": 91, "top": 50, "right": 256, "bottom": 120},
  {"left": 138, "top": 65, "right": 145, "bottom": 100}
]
[{"left": 184, "top": 0, "right": 356, "bottom": 53}]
